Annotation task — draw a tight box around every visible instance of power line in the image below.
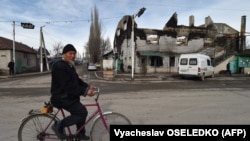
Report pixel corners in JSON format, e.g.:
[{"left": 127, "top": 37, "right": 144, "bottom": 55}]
[{"left": 0, "top": 16, "right": 121, "bottom": 25}]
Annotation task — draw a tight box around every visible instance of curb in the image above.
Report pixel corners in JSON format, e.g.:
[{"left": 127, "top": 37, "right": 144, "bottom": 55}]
[
  {"left": 13, "top": 71, "right": 51, "bottom": 77},
  {"left": 94, "top": 71, "right": 179, "bottom": 81},
  {"left": 0, "top": 71, "right": 51, "bottom": 79}
]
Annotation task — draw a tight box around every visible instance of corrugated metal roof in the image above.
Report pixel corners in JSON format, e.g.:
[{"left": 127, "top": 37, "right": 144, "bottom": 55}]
[{"left": 0, "top": 36, "right": 37, "bottom": 54}]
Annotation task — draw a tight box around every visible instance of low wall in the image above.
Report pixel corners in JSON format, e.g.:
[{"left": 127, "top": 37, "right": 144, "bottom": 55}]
[{"left": 243, "top": 68, "right": 250, "bottom": 74}]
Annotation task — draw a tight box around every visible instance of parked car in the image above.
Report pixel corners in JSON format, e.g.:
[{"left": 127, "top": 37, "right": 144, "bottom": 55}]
[
  {"left": 95, "top": 63, "right": 101, "bottom": 68},
  {"left": 178, "top": 53, "right": 214, "bottom": 81},
  {"left": 87, "top": 63, "right": 97, "bottom": 71}
]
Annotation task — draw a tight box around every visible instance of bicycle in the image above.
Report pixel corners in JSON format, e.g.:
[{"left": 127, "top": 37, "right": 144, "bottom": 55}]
[{"left": 17, "top": 87, "right": 132, "bottom": 141}]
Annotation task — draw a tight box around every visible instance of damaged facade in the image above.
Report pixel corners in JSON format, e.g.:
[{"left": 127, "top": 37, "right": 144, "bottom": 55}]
[{"left": 113, "top": 12, "right": 240, "bottom": 74}]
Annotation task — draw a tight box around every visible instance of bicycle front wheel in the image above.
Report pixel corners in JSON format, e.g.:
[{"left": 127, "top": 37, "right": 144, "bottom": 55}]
[
  {"left": 18, "top": 114, "right": 59, "bottom": 141},
  {"left": 90, "top": 112, "right": 131, "bottom": 141}
]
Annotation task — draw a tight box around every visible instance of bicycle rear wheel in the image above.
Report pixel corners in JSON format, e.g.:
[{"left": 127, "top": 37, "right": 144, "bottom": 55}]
[
  {"left": 90, "top": 112, "right": 131, "bottom": 141},
  {"left": 18, "top": 114, "right": 59, "bottom": 141}
]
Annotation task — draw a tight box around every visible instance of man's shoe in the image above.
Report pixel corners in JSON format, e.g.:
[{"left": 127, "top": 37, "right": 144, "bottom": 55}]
[
  {"left": 51, "top": 122, "right": 67, "bottom": 139},
  {"left": 77, "top": 134, "right": 90, "bottom": 140}
]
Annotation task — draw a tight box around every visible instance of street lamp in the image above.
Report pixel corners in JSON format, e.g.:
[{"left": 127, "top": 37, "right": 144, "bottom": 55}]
[
  {"left": 12, "top": 21, "right": 35, "bottom": 75},
  {"left": 131, "top": 7, "right": 146, "bottom": 80}
]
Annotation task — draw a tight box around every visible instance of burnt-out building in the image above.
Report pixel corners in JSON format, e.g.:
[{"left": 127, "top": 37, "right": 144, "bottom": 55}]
[{"left": 113, "top": 12, "right": 240, "bottom": 74}]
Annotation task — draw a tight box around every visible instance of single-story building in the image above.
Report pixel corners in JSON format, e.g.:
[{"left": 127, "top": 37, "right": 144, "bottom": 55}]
[{"left": 0, "top": 36, "right": 38, "bottom": 75}]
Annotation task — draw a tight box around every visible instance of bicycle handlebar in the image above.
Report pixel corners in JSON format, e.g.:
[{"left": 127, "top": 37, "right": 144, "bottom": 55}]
[{"left": 93, "top": 87, "right": 100, "bottom": 93}]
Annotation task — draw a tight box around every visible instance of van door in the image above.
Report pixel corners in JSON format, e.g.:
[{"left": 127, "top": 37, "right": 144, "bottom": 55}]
[
  {"left": 179, "top": 57, "right": 189, "bottom": 74},
  {"left": 206, "top": 59, "right": 214, "bottom": 76},
  {"left": 179, "top": 57, "right": 199, "bottom": 76},
  {"left": 188, "top": 58, "right": 199, "bottom": 75}
]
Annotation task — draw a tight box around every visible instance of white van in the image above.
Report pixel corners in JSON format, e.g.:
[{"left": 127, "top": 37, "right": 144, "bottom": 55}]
[{"left": 178, "top": 53, "right": 214, "bottom": 81}]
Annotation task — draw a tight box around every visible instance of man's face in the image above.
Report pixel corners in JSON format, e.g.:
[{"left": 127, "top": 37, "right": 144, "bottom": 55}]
[{"left": 62, "top": 51, "right": 76, "bottom": 63}]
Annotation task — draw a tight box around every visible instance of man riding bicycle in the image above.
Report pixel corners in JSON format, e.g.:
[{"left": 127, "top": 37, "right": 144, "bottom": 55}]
[{"left": 50, "top": 44, "right": 95, "bottom": 140}]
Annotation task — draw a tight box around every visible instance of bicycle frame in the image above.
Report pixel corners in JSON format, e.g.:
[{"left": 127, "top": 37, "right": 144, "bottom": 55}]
[
  {"left": 18, "top": 87, "right": 131, "bottom": 141},
  {"left": 73, "top": 102, "right": 110, "bottom": 135},
  {"left": 43, "top": 99, "right": 110, "bottom": 139}
]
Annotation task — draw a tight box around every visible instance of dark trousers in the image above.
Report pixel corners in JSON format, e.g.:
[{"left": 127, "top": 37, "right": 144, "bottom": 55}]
[
  {"left": 227, "top": 70, "right": 232, "bottom": 76},
  {"left": 61, "top": 102, "right": 88, "bottom": 134},
  {"left": 9, "top": 69, "right": 14, "bottom": 75}
]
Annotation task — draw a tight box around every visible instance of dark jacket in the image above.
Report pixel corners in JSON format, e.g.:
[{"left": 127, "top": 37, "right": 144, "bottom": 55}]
[
  {"left": 8, "top": 61, "right": 14, "bottom": 70},
  {"left": 50, "top": 60, "right": 89, "bottom": 108},
  {"left": 226, "top": 63, "right": 230, "bottom": 70}
]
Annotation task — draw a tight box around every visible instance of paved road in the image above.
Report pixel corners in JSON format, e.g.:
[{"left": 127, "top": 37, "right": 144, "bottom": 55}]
[
  {"left": 1, "top": 67, "right": 250, "bottom": 140},
  {"left": 0, "top": 70, "right": 250, "bottom": 96},
  {"left": 1, "top": 88, "right": 250, "bottom": 140}
]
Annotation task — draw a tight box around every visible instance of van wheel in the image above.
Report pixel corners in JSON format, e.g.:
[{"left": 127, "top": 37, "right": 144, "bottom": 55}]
[{"left": 200, "top": 74, "right": 205, "bottom": 81}]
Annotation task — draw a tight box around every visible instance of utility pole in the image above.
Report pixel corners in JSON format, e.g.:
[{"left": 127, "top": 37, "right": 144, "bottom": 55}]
[
  {"left": 40, "top": 26, "right": 43, "bottom": 72},
  {"left": 131, "top": 15, "right": 135, "bottom": 80},
  {"left": 12, "top": 22, "right": 34, "bottom": 75},
  {"left": 12, "top": 21, "right": 16, "bottom": 75},
  {"left": 131, "top": 7, "right": 146, "bottom": 80},
  {"left": 39, "top": 26, "right": 49, "bottom": 72}
]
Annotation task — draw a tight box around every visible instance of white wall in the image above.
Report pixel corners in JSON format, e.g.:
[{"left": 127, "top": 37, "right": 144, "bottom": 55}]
[
  {"left": 0, "top": 50, "right": 11, "bottom": 70},
  {"left": 103, "top": 60, "right": 114, "bottom": 70}
]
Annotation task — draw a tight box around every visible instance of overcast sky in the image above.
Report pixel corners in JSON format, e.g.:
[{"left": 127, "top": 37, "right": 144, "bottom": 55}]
[{"left": 0, "top": 0, "right": 249, "bottom": 56}]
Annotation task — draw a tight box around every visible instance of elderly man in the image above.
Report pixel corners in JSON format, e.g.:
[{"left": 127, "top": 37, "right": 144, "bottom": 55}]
[{"left": 50, "top": 44, "right": 95, "bottom": 140}]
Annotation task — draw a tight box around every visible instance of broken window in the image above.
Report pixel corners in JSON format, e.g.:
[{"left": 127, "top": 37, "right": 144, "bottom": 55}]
[
  {"left": 170, "top": 56, "right": 175, "bottom": 67},
  {"left": 146, "top": 34, "right": 158, "bottom": 44},
  {"left": 150, "top": 56, "right": 163, "bottom": 67},
  {"left": 176, "top": 36, "right": 187, "bottom": 46},
  {"left": 123, "top": 20, "right": 127, "bottom": 30}
]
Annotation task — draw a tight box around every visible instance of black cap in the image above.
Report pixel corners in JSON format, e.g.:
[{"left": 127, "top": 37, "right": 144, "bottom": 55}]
[{"left": 62, "top": 44, "right": 77, "bottom": 54}]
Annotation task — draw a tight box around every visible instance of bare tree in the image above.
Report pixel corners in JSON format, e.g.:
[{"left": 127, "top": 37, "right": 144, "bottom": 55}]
[
  {"left": 101, "top": 37, "right": 112, "bottom": 54},
  {"left": 52, "top": 42, "right": 64, "bottom": 57}
]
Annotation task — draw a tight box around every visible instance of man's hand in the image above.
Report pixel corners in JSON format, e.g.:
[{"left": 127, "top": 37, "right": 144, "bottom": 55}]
[{"left": 87, "top": 85, "right": 95, "bottom": 97}]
